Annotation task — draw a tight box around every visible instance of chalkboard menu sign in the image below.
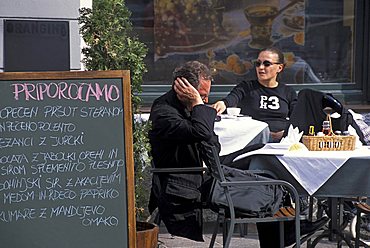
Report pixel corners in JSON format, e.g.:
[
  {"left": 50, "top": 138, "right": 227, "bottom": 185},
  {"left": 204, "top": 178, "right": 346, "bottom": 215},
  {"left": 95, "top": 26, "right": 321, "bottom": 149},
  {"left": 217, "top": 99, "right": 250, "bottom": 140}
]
[{"left": 0, "top": 71, "right": 135, "bottom": 248}]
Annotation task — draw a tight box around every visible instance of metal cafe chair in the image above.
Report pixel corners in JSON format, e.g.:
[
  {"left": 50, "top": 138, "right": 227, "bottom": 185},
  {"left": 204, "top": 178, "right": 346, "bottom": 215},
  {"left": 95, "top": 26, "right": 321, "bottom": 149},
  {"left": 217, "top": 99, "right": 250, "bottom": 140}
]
[
  {"left": 197, "top": 141, "right": 302, "bottom": 248},
  {"left": 147, "top": 143, "right": 270, "bottom": 238},
  {"left": 149, "top": 164, "right": 255, "bottom": 240},
  {"left": 354, "top": 201, "right": 370, "bottom": 248}
]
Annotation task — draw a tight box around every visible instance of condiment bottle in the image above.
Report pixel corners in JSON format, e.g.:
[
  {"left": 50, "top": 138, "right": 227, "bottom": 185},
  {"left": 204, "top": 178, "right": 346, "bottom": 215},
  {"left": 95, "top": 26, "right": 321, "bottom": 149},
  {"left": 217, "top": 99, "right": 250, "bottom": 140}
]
[
  {"left": 322, "top": 120, "right": 331, "bottom": 135},
  {"left": 334, "top": 130, "right": 342, "bottom": 136},
  {"left": 342, "top": 130, "right": 350, "bottom": 136},
  {"left": 308, "top": 126, "right": 315, "bottom": 136}
]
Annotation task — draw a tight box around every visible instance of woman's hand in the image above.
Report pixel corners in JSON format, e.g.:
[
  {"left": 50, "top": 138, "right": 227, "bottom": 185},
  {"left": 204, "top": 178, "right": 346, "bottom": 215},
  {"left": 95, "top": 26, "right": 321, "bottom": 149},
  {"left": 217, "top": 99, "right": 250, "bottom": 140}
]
[
  {"left": 270, "top": 130, "right": 285, "bottom": 142},
  {"left": 174, "top": 77, "right": 203, "bottom": 110},
  {"left": 212, "top": 101, "right": 227, "bottom": 115}
]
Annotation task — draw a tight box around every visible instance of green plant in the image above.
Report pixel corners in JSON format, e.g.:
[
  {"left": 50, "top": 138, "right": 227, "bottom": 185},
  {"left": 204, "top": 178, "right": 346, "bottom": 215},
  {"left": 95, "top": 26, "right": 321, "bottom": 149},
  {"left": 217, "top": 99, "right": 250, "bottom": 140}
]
[
  {"left": 79, "top": 0, "right": 151, "bottom": 220},
  {"left": 133, "top": 119, "right": 152, "bottom": 220},
  {"left": 79, "top": 0, "right": 147, "bottom": 113}
]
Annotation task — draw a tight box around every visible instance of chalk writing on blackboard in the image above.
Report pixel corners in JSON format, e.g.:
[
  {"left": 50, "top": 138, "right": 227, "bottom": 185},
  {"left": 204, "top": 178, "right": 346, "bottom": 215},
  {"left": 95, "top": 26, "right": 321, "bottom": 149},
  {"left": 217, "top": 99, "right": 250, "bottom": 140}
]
[
  {"left": 1, "top": 100, "right": 125, "bottom": 223},
  {"left": 11, "top": 82, "right": 120, "bottom": 102}
]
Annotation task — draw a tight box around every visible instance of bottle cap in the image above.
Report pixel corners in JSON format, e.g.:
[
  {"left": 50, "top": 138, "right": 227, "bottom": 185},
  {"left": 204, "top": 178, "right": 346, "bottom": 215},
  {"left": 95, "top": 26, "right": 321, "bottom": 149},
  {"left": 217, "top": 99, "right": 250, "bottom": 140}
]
[
  {"left": 342, "top": 131, "right": 350, "bottom": 136},
  {"left": 334, "top": 130, "right": 342, "bottom": 135},
  {"left": 322, "top": 121, "right": 330, "bottom": 126}
]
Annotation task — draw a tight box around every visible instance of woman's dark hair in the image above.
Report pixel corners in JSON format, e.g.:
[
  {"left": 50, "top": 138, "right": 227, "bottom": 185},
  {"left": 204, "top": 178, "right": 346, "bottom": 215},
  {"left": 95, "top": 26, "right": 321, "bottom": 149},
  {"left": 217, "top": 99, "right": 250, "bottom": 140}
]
[
  {"left": 172, "top": 61, "right": 212, "bottom": 89},
  {"left": 259, "top": 47, "right": 285, "bottom": 65}
]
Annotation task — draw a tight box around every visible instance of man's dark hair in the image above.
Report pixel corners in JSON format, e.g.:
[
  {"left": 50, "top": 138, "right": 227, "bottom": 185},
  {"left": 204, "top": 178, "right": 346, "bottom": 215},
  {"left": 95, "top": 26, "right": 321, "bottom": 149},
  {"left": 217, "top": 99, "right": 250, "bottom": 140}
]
[{"left": 172, "top": 61, "right": 212, "bottom": 89}]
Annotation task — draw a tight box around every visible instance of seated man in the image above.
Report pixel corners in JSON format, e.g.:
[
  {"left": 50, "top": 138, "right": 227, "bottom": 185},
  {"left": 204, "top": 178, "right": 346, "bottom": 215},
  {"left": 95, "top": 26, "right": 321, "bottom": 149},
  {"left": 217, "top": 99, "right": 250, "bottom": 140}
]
[
  {"left": 148, "top": 60, "right": 219, "bottom": 241},
  {"left": 148, "top": 60, "right": 328, "bottom": 246}
]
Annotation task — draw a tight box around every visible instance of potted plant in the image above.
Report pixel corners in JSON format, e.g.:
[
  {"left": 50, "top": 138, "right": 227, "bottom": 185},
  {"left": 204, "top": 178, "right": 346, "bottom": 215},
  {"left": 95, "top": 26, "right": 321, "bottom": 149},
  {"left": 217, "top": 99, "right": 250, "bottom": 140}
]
[{"left": 79, "top": 0, "right": 158, "bottom": 247}]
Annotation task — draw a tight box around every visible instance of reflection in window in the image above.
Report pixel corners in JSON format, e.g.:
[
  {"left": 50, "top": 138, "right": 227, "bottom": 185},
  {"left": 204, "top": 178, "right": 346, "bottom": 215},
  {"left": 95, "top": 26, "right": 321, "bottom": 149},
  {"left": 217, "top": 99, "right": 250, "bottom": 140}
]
[{"left": 128, "top": 0, "right": 355, "bottom": 85}]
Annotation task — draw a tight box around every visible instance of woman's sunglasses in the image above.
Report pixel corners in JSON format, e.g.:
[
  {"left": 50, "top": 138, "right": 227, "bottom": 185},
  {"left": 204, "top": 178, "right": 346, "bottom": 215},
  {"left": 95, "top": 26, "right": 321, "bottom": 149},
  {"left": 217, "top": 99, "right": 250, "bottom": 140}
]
[{"left": 254, "top": 60, "right": 281, "bottom": 67}]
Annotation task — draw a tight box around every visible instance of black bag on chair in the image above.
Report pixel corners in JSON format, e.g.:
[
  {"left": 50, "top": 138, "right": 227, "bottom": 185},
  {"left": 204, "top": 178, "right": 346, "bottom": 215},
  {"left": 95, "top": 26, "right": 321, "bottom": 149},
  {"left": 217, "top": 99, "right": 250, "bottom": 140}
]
[{"left": 211, "top": 165, "right": 284, "bottom": 217}]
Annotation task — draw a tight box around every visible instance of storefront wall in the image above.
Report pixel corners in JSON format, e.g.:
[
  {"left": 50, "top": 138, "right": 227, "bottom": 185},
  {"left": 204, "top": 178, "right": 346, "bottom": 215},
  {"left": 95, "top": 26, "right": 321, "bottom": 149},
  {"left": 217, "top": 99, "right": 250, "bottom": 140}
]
[
  {"left": 127, "top": 0, "right": 370, "bottom": 106},
  {"left": 0, "top": 0, "right": 90, "bottom": 72}
]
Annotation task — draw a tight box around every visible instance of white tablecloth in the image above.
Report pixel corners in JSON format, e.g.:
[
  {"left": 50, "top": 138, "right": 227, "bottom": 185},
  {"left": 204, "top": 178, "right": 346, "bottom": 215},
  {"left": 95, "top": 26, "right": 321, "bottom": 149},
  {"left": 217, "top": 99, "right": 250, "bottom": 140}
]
[
  {"left": 235, "top": 144, "right": 370, "bottom": 195},
  {"left": 215, "top": 116, "right": 269, "bottom": 156}
]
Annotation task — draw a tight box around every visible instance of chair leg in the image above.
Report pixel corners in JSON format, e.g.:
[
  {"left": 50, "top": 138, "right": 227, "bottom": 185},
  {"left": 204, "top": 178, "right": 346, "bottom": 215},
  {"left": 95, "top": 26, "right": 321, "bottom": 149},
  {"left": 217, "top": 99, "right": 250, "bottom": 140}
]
[
  {"left": 209, "top": 213, "right": 222, "bottom": 248},
  {"left": 224, "top": 219, "right": 235, "bottom": 248},
  {"left": 279, "top": 221, "right": 284, "bottom": 248},
  {"left": 239, "top": 223, "right": 248, "bottom": 237},
  {"left": 355, "top": 210, "right": 362, "bottom": 248},
  {"left": 222, "top": 218, "right": 229, "bottom": 245}
]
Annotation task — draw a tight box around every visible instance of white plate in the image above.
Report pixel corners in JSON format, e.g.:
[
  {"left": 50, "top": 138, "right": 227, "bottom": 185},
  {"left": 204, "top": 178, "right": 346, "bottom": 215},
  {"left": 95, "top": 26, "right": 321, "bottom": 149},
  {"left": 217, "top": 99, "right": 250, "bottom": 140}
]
[
  {"left": 237, "top": 115, "right": 252, "bottom": 119},
  {"left": 221, "top": 114, "right": 251, "bottom": 120},
  {"left": 221, "top": 114, "right": 237, "bottom": 119}
]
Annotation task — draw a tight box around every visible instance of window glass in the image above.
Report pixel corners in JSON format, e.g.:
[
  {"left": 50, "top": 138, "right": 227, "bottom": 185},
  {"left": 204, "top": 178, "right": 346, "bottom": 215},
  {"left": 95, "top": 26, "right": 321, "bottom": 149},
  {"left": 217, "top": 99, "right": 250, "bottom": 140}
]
[{"left": 128, "top": 0, "right": 355, "bottom": 85}]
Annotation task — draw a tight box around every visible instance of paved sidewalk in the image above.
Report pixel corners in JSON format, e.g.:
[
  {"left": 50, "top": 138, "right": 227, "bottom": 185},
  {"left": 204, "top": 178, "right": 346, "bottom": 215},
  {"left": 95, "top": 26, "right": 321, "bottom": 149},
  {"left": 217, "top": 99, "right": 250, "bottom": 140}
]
[{"left": 157, "top": 223, "right": 349, "bottom": 248}]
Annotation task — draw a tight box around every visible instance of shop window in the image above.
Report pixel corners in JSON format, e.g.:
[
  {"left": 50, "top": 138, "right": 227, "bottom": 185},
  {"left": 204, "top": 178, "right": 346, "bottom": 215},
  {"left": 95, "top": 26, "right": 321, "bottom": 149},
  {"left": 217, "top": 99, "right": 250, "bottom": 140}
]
[{"left": 129, "top": 0, "right": 358, "bottom": 86}]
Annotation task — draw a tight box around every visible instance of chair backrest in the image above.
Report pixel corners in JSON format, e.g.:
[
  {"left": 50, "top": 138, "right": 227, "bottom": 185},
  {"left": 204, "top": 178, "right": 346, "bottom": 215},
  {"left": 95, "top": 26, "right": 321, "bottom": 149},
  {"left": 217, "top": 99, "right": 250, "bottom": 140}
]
[
  {"left": 197, "top": 141, "right": 225, "bottom": 182},
  {"left": 289, "top": 88, "right": 347, "bottom": 134},
  {"left": 289, "top": 88, "right": 366, "bottom": 144},
  {"left": 197, "top": 141, "right": 289, "bottom": 218}
]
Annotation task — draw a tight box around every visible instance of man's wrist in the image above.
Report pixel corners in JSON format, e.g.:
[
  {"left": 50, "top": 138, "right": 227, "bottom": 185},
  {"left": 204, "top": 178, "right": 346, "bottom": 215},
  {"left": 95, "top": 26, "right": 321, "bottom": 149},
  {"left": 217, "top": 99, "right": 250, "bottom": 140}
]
[{"left": 191, "top": 101, "right": 204, "bottom": 109}]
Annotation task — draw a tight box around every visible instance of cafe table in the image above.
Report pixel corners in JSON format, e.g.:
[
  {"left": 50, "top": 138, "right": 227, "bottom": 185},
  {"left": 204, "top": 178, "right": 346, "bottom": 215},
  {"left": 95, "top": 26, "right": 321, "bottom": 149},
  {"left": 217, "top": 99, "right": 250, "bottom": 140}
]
[
  {"left": 135, "top": 113, "right": 271, "bottom": 156},
  {"left": 234, "top": 144, "right": 370, "bottom": 247}
]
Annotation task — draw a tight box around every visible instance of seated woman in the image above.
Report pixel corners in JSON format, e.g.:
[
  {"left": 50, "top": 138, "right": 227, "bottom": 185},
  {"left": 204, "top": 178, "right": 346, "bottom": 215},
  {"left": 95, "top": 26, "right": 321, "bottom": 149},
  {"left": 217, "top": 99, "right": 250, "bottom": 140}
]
[{"left": 213, "top": 47, "right": 297, "bottom": 142}]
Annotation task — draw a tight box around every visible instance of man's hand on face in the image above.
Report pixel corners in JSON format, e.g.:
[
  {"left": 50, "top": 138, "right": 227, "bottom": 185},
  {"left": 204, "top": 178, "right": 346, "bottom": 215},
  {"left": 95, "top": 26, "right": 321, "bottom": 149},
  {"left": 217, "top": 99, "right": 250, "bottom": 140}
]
[{"left": 174, "top": 77, "right": 203, "bottom": 110}]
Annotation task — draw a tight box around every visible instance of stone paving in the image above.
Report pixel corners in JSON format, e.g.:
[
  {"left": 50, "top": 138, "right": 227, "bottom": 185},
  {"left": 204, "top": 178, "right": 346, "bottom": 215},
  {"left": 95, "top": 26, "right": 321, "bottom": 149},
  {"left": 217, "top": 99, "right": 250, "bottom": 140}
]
[{"left": 157, "top": 223, "right": 348, "bottom": 248}]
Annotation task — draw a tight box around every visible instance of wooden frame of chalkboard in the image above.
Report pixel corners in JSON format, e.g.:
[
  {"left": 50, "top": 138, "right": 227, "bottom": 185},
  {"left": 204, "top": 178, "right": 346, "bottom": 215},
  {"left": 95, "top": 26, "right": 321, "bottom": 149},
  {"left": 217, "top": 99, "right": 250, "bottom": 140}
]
[{"left": 0, "top": 70, "right": 136, "bottom": 248}]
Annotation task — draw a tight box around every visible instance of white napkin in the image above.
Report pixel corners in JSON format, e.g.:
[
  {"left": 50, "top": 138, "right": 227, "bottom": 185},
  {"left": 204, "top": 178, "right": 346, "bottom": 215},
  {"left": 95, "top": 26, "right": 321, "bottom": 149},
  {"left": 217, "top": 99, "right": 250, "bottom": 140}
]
[
  {"left": 348, "top": 125, "right": 363, "bottom": 149},
  {"left": 348, "top": 109, "right": 366, "bottom": 148},
  {"left": 348, "top": 109, "right": 363, "bottom": 120},
  {"left": 280, "top": 125, "right": 303, "bottom": 144}
]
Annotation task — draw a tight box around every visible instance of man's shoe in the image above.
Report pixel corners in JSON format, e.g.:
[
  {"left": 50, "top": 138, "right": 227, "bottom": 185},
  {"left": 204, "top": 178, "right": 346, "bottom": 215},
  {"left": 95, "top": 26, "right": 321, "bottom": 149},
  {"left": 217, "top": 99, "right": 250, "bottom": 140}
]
[{"left": 284, "top": 216, "right": 330, "bottom": 246}]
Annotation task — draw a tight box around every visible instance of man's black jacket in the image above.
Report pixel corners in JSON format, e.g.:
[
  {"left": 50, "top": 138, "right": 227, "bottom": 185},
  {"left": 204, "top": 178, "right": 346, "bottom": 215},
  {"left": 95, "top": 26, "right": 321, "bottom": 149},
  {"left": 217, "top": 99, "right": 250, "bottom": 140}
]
[{"left": 148, "top": 89, "right": 220, "bottom": 241}]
